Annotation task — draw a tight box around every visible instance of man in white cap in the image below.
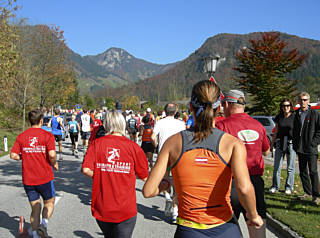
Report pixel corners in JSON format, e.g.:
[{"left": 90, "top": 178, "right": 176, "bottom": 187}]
[{"left": 216, "top": 89, "right": 270, "bottom": 238}]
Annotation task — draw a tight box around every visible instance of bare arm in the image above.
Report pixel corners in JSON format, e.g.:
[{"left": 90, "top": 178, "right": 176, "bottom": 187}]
[
  {"left": 10, "top": 152, "right": 21, "bottom": 161},
  {"left": 48, "top": 150, "right": 58, "bottom": 170},
  {"left": 82, "top": 167, "right": 93, "bottom": 178},
  {"left": 142, "top": 140, "right": 171, "bottom": 198},
  {"left": 231, "top": 141, "right": 263, "bottom": 228}
]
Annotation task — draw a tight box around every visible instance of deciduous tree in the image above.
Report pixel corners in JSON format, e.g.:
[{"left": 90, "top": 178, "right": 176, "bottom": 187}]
[{"left": 234, "top": 32, "right": 306, "bottom": 115}]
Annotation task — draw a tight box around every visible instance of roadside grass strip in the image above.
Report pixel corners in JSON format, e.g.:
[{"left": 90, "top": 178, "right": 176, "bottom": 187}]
[
  {"left": 263, "top": 165, "right": 320, "bottom": 238},
  {"left": 0, "top": 128, "right": 19, "bottom": 156}
]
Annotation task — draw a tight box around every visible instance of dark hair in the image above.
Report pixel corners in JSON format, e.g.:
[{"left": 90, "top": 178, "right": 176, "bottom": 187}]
[
  {"left": 164, "top": 103, "right": 177, "bottom": 116},
  {"left": 174, "top": 111, "right": 180, "bottom": 119},
  {"left": 279, "top": 98, "right": 293, "bottom": 116},
  {"left": 191, "top": 80, "right": 220, "bottom": 143},
  {"left": 28, "top": 109, "right": 44, "bottom": 126}
]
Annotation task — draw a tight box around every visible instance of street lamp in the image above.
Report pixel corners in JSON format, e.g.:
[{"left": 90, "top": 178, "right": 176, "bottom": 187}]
[{"left": 203, "top": 54, "right": 220, "bottom": 79}]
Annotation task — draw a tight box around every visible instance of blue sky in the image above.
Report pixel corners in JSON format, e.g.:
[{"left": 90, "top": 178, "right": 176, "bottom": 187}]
[{"left": 17, "top": 0, "right": 319, "bottom": 64}]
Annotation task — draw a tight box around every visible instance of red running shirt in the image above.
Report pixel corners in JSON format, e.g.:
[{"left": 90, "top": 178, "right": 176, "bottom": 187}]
[
  {"left": 216, "top": 113, "right": 270, "bottom": 175},
  {"left": 11, "top": 128, "right": 56, "bottom": 185},
  {"left": 89, "top": 119, "right": 103, "bottom": 142},
  {"left": 82, "top": 135, "right": 149, "bottom": 223}
]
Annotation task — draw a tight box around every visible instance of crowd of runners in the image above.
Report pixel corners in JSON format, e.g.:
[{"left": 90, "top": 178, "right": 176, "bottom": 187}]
[{"left": 9, "top": 79, "right": 320, "bottom": 238}]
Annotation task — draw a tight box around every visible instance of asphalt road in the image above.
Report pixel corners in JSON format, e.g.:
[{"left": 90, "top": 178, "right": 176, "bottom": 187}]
[{"left": 0, "top": 140, "right": 283, "bottom": 237}]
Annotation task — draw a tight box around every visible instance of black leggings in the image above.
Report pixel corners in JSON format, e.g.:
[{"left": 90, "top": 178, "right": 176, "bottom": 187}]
[
  {"left": 96, "top": 216, "right": 137, "bottom": 238},
  {"left": 70, "top": 132, "right": 78, "bottom": 146}
]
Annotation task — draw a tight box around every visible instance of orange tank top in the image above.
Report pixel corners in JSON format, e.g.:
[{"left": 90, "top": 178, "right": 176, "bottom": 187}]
[
  {"left": 171, "top": 129, "right": 232, "bottom": 225},
  {"left": 142, "top": 128, "right": 153, "bottom": 142}
]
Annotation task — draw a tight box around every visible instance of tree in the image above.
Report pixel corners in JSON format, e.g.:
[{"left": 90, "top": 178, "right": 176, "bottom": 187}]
[
  {"left": 0, "top": 0, "right": 18, "bottom": 101},
  {"left": 234, "top": 32, "right": 306, "bottom": 115}
]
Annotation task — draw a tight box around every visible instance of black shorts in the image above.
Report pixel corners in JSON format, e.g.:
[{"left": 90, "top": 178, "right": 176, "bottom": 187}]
[
  {"left": 81, "top": 131, "right": 91, "bottom": 140},
  {"left": 141, "top": 142, "right": 154, "bottom": 153},
  {"left": 54, "top": 134, "right": 62, "bottom": 142},
  {"left": 231, "top": 175, "right": 266, "bottom": 220}
]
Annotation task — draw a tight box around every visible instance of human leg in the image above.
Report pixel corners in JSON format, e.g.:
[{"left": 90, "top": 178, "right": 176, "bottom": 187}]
[
  {"left": 307, "top": 154, "right": 320, "bottom": 198},
  {"left": 271, "top": 148, "right": 284, "bottom": 191},
  {"left": 247, "top": 175, "right": 266, "bottom": 238},
  {"left": 285, "top": 144, "right": 296, "bottom": 192},
  {"left": 298, "top": 153, "right": 312, "bottom": 195},
  {"left": 146, "top": 152, "right": 153, "bottom": 169},
  {"left": 29, "top": 200, "right": 42, "bottom": 231}
]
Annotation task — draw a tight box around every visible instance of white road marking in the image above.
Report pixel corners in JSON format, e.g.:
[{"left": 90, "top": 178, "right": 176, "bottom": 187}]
[{"left": 54, "top": 193, "right": 63, "bottom": 206}]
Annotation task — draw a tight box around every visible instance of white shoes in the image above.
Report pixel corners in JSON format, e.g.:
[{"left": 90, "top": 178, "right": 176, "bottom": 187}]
[
  {"left": 269, "top": 187, "right": 277, "bottom": 193},
  {"left": 285, "top": 189, "right": 292, "bottom": 195}
]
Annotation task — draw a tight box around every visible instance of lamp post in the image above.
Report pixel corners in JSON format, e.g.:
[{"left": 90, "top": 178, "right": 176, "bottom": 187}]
[{"left": 203, "top": 54, "right": 220, "bottom": 79}]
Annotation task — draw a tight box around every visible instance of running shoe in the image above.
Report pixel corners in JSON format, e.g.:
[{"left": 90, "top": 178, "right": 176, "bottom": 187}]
[
  {"left": 18, "top": 216, "right": 24, "bottom": 235},
  {"left": 59, "top": 153, "right": 63, "bottom": 161},
  {"left": 37, "top": 224, "right": 49, "bottom": 238},
  {"left": 172, "top": 215, "right": 177, "bottom": 224},
  {"left": 74, "top": 149, "right": 79, "bottom": 158},
  {"left": 164, "top": 199, "right": 173, "bottom": 217}
]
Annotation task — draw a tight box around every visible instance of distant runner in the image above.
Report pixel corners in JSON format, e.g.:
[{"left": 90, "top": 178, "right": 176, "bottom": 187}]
[{"left": 48, "top": 108, "right": 65, "bottom": 160}]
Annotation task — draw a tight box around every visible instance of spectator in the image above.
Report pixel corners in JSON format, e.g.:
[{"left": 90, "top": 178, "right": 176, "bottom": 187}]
[{"left": 293, "top": 92, "right": 320, "bottom": 205}]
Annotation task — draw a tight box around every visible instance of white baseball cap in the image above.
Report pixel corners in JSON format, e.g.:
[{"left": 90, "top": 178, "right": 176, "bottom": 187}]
[{"left": 146, "top": 108, "right": 151, "bottom": 112}]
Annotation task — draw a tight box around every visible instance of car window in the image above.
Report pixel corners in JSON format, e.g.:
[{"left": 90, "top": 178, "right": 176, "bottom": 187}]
[{"left": 255, "top": 118, "right": 271, "bottom": 126}]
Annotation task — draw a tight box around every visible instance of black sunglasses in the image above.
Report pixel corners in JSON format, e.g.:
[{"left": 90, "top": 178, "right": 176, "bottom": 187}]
[
  {"left": 300, "top": 98, "right": 309, "bottom": 101},
  {"left": 282, "top": 104, "right": 291, "bottom": 107}
]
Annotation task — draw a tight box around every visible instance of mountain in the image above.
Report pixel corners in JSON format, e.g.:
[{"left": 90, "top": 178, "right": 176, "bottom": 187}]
[
  {"left": 108, "top": 32, "right": 320, "bottom": 102},
  {"left": 69, "top": 47, "right": 178, "bottom": 94}
]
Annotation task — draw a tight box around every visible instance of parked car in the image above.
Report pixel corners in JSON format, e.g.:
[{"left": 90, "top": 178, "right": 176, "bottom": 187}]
[
  {"left": 42, "top": 116, "right": 67, "bottom": 141},
  {"left": 251, "top": 115, "right": 275, "bottom": 146}
]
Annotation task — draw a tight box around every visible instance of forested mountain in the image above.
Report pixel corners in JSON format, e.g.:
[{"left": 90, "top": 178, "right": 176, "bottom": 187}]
[
  {"left": 106, "top": 32, "right": 320, "bottom": 102},
  {"left": 68, "top": 47, "right": 177, "bottom": 94}
]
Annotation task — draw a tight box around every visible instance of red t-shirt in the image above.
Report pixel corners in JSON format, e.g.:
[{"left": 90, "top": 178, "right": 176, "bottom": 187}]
[
  {"left": 11, "top": 128, "right": 56, "bottom": 185},
  {"left": 82, "top": 135, "right": 149, "bottom": 222},
  {"left": 89, "top": 119, "right": 103, "bottom": 142},
  {"left": 216, "top": 113, "right": 270, "bottom": 175}
]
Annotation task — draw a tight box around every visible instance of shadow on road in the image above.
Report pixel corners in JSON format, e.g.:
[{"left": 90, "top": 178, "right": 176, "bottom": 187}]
[
  {"left": 0, "top": 211, "right": 23, "bottom": 237},
  {"left": 137, "top": 203, "right": 172, "bottom": 224}
]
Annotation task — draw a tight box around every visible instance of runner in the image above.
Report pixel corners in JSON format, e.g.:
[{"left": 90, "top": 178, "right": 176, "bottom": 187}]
[
  {"left": 80, "top": 109, "right": 93, "bottom": 155},
  {"left": 140, "top": 115, "right": 155, "bottom": 169},
  {"left": 82, "top": 109, "right": 148, "bottom": 238},
  {"left": 10, "top": 109, "right": 58, "bottom": 238},
  {"left": 127, "top": 111, "right": 138, "bottom": 142},
  {"left": 48, "top": 108, "right": 65, "bottom": 160},
  {"left": 143, "top": 80, "right": 263, "bottom": 238},
  {"left": 67, "top": 114, "right": 80, "bottom": 158},
  {"left": 89, "top": 112, "right": 103, "bottom": 143},
  {"left": 151, "top": 103, "right": 186, "bottom": 223},
  {"left": 216, "top": 89, "right": 270, "bottom": 238}
]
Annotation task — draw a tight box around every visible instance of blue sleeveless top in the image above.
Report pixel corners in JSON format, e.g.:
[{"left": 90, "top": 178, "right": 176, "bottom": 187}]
[{"left": 51, "top": 116, "right": 62, "bottom": 135}]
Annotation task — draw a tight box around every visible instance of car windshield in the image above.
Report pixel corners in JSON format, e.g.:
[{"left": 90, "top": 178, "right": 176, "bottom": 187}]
[{"left": 255, "top": 118, "right": 271, "bottom": 126}]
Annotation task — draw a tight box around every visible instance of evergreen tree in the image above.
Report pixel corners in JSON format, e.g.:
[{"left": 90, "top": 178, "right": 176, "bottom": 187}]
[{"left": 234, "top": 32, "right": 306, "bottom": 115}]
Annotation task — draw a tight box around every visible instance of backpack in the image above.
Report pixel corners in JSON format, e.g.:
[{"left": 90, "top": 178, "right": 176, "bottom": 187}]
[{"left": 128, "top": 118, "right": 137, "bottom": 129}]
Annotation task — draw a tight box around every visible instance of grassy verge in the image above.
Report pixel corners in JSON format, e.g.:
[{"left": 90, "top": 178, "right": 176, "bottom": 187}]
[
  {"left": 263, "top": 165, "right": 320, "bottom": 238},
  {"left": 0, "top": 128, "right": 20, "bottom": 156}
]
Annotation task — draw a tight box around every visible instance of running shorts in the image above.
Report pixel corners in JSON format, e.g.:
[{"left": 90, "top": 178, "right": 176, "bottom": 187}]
[
  {"left": 24, "top": 180, "right": 56, "bottom": 202},
  {"left": 141, "top": 142, "right": 155, "bottom": 153},
  {"left": 231, "top": 175, "right": 266, "bottom": 220},
  {"left": 81, "top": 131, "right": 91, "bottom": 140},
  {"left": 174, "top": 217, "right": 241, "bottom": 238},
  {"left": 128, "top": 128, "right": 137, "bottom": 135},
  {"left": 54, "top": 134, "right": 62, "bottom": 142}
]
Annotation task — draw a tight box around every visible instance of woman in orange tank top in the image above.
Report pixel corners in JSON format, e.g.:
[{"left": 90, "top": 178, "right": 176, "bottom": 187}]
[{"left": 143, "top": 80, "right": 263, "bottom": 238}]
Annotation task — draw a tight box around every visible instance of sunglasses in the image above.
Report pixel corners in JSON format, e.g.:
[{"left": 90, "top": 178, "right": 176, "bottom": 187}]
[
  {"left": 282, "top": 104, "right": 291, "bottom": 107},
  {"left": 300, "top": 98, "right": 309, "bottom": 102}
]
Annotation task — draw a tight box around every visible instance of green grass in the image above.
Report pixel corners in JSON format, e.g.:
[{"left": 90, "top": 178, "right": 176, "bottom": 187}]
[
  {"left": 0, "top": 128, "right": 20, "bottom": 156},
  {"left": 263, "top": 165, "right": 320, "bottom": 238}
]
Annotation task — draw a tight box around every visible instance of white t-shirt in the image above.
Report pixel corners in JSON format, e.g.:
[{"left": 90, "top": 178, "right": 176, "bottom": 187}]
[
  {"left": 81, "top": 114, "right": 91, "bottom": 132},
  {"left": 153, "top": 116, "right": 186, "bottom": 152}
]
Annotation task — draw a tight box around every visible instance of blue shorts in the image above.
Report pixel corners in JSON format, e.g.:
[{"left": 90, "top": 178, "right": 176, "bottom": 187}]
[
  {"left": 24, "top": 180, "right": 56, "bottom": 202},
  {"left": 174, "top": 217, "right": 241, "bottom": 238}
]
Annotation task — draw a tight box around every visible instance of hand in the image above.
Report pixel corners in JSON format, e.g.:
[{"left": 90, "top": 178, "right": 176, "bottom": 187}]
[
  {"left": 53, "top": 162, "right": 59, "bottom": 171},
  {"left": 246, "top": 214, "right": 264, "bottom": 229}
]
